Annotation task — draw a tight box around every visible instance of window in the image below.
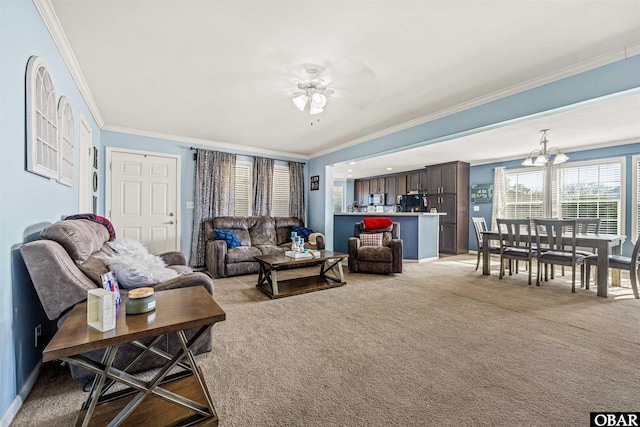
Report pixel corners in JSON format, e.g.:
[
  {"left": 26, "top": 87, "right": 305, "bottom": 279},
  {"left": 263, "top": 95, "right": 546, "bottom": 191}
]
[
  {"left": 557, "top": 160, "right": 622, "bottom": 234},
  {"left": 26, "top": 56, "right": 59, "bottom": 179},
  {"left": 333, "top": 186, "right": 344, "bottom": 213},
  {"left": 57, "top": 96, "right": 75, "bottom": 186},
  {"left": 234, "top": 161, "right": 253, "bottom": 216},
  {"left": 272, "top": 164, "right": 290, "bottom": 216},
  {"left": 235, "top": 161, "right": 292, "bottom": 216},
  {"left": 504, "top": 169, "right": 544, "bottom": 220},
  {"left": 503, "top": 158, "right": 624, "bottom": 235}
]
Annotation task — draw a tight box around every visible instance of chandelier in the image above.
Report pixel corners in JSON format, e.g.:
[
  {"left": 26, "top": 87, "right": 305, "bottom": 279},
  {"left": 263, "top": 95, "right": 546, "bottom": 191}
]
[
  {"left": 292, "top": 69, "right": 329, "bottom": 123},
  {"left": 521, "top": 129, "right": 569, "bottom": 167}
]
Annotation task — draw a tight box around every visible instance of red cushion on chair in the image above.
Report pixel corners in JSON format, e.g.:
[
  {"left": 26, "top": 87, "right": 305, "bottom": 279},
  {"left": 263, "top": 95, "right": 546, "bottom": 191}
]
[{"left": 363, "top": 217, "right": 393, "bottom": 230}]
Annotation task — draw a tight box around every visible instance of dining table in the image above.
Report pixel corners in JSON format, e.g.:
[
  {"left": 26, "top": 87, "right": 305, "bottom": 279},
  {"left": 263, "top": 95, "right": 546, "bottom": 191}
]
[{"left": 482, "top": 230, "right": 626, "bottom": 298}]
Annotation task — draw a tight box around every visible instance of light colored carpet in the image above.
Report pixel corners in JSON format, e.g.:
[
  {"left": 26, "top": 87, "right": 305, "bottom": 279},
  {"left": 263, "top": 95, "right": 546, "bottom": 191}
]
[{"left": 11, "top": 255, "right": 640, "bottom": 426}]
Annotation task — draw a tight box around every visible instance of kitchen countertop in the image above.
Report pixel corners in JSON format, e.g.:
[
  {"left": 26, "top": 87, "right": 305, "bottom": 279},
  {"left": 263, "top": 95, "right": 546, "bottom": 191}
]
[{"left": 335, "top": 212, "right": 446, "bottom": 216}]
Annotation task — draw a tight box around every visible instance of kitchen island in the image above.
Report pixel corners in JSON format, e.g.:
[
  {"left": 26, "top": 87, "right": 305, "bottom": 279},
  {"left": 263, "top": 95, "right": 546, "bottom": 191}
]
[{"left": 334, "top": 212, "right": 445, "bottom": 262}]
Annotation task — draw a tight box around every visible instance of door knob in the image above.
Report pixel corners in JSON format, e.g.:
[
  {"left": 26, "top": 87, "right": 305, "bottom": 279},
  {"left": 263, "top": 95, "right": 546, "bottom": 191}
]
[
  {"left": 169, "top": 212, "right": 174, "bottom": 216},
  {"left": 168, "top": 221, "right": 174, "bottom": 225}
]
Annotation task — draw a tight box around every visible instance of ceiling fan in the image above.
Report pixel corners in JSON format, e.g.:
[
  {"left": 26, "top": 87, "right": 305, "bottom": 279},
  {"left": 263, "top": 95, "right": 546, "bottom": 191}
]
[
  {"left": 258, "top": 52, "right": 379, "bottom": 124},
  {"left": 291, "top": 69, "right": 335, "bottom": 123}
]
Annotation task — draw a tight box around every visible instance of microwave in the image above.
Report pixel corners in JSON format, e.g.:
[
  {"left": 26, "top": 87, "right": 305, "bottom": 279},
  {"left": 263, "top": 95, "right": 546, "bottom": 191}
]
[{"left": 369, "top": 193, "right": 385, "bottom": 205}]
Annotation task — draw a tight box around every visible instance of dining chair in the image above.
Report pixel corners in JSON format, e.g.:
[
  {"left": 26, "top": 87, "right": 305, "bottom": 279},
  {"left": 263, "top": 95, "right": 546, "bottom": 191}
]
[
  {"left": 472, "top": 217, "right": 500, "bottom": 271},
  {"left": 496, "top": 218, "right": 535, "bottom": 285},
  {"left": 534, "top": 219, "right": 587, "bottom": 292},
  {"left": 584, "top": 235, "right": 640, "bottom": 299},
  {"left": 575, "top": 218, "right": 602, "bottom": 235},
  {"left": 574, "top": 218, "right": 601, "bottom": 284}
]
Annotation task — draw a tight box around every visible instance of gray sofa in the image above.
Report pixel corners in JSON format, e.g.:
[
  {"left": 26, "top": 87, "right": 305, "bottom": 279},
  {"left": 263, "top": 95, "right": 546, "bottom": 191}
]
[
  {"left": 204, "top": 216, "right": 325, "bottom": 278},
  {"left": 20, "top": 219, "right": 215, "bottom": 383}
]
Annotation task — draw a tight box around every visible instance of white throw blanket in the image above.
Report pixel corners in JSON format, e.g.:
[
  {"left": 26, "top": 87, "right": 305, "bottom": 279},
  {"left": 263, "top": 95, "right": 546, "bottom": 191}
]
[{"left": 107, "top": 239, "right": 178, "bottom": 288}]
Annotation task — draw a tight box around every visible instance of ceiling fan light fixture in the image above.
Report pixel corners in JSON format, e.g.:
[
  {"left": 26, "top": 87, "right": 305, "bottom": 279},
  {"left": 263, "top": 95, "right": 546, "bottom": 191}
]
[
  {"left": 522, "top": 129, "right": 569, "bottom": 167},
  {"left": 291, "top": 69, "right": 331, "bottom": 122},
  {"left": 292, "top": 94, "right": 308, "bottom": 111},
  {"left": 311, "top": 93, "right": 326, "bottom": 106},
  {"left": 553, "top": 152, "right": 569, "bottom": 164},
  {"left": 309, "top": 106, "right": 324, "bottom": 115},
  {"left": 533, "top": 155, "right": 548, "bottom": 166}
]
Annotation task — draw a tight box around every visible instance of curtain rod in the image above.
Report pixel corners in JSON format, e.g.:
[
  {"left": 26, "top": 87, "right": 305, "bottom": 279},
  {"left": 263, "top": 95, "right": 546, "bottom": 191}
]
[{"left": 189, "top": 147, "right": 305, "bottom": 164}]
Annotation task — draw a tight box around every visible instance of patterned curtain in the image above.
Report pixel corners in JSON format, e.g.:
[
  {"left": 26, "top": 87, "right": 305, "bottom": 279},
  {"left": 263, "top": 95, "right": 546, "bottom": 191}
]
[
  {"left": 189, "top": 149, "right": 236, "bottom": 267},
  {"left": 491, "top": 166, "right": 507, "bottom": 231},
  {"left": 289, "top": 161, "right": 305, "bottom": 220},
  {"left": 252, "top": 156, "right": 274, "bottom": 216}
]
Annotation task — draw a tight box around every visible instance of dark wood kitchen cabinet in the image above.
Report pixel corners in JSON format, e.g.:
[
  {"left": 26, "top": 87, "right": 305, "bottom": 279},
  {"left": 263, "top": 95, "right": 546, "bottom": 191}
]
[
  {"left": 354, "top": 179, "right": 370, "bottom": 206},
  {"left": 396, "top": 174, "right": 407, "bottom": 196},
  {"left": 407, "top": 171, "right": 428, "bottom": 192},
  {"left": 370, "top": 178, "right": 385, "bottom": 194},
  {"left": 427, "top": 162, "right": 458, "bottom": 194},
  {"left": 426, "top": 161, "right": 469, "bottom": 255},
  {"left": 385, "top": 175, "right": 397, "bottom": 205},
  {"left": 407, "top": 172, "right": 420, "bottom": 192}
]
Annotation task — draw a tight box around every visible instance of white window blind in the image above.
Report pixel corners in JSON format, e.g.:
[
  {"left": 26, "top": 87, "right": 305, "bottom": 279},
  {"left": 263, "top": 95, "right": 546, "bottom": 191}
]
[
  {"left": 557, "top": 161, "right": 621, "bottom": 234},
  {"left": 504, "top": 169, "right": 544, "bottom": 219},
  {"left": 272, "top": 164, "right": 290, "bottom": 216},
  {"left": 234, "top": 161, "right": 252, "bottom": 216}
]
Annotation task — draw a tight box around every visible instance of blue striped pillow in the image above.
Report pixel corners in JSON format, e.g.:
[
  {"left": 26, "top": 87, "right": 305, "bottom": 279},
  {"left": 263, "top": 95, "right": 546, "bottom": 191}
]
[{"left": 291, "top": 225, "right": 313, "bottom": 242}]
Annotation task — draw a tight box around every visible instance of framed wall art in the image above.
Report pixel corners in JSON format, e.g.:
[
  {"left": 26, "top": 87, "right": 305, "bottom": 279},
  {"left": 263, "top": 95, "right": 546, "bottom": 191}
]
[
  {"left": 471, "top": 183, "right": 493, "bottom": 204},
  {"left": 310, "top": 175, "right": 319, "bottom": 191}
]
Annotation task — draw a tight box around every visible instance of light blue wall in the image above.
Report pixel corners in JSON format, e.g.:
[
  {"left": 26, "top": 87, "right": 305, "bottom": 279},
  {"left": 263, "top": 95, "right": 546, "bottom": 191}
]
[
  {"left": 310, "top": 55, "right": 640, "bottom": 249},
  {"left": 468, "top": 142, "right": 640, "bottom": 255},
  {"left": 102, "top": 131, "right": 309, "bottom": 257},
  {"left": 0, "top": 1, "right": 102, "bottom": 421}
]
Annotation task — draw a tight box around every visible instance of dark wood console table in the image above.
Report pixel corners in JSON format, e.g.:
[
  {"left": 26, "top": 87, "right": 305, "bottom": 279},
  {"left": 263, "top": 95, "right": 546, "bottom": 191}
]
[{"left": 43, "top": 286, "right": 225, "bottom": 426}]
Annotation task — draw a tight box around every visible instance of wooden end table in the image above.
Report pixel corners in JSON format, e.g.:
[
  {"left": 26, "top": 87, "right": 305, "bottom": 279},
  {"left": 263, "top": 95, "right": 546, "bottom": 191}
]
[
  {"left": 43, "top": 286, "right": 225, "bottom": 427},
  {"left": 254, "top": 250, "right": 349, "bottom": 298}
]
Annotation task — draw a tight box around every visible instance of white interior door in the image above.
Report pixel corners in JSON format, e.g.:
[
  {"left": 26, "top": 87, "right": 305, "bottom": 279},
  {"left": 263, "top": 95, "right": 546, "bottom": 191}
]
[{"left": 108, "top": 148, "right": 180, "bottom": 254}]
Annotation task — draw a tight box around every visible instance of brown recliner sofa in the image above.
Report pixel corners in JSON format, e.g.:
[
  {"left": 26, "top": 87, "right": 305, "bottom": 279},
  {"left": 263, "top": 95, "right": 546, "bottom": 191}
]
[
  {"left": 348, "top": 222, "right": 403, "bottom": 274},
  {"left": 20, "top": 219, "right": 215, "bottom": 384},
  {"left": 204, "top": 216, "right": 325, "bottom": 278}
]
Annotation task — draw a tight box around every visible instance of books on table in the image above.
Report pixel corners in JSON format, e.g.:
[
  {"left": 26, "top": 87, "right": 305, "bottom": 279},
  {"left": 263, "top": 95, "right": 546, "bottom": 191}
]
[{"left": 285, "top": 250, "right": 320, "bottom": 259}]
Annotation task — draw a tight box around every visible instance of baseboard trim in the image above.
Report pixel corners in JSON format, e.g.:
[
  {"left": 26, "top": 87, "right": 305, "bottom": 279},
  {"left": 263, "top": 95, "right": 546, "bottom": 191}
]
[
  {"left": 0, "top": 361, "right": 42, "bottom": 427},
  {"left": 403, "top": 257, "right": 439, "bottom": 263}
]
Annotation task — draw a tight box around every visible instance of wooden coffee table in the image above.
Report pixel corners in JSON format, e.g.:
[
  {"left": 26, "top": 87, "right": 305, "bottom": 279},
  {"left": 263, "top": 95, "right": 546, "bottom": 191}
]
[
  {"left": 254, "top": 250, "right": 348, "bottom": 298},
  {"left": 42, "top": 286, "right": 225, "bottom": 427}
]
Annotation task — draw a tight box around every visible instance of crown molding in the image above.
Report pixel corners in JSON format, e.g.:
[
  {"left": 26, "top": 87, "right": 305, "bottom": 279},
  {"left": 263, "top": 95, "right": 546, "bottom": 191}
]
[
  {"left": 33, "top": 0, "right": 105, "bottom": 127},
  {"left": 102, "top": 125, "right": 310, "bottom": 160},
  {"left": 312, "top": 45, "right": 640, "bottom": 160}
]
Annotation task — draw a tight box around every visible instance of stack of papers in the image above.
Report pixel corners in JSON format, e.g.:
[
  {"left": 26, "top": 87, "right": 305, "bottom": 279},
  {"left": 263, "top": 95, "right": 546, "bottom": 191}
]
[{"left": 285, "top": 251, "right": 314, "bottom": 259}]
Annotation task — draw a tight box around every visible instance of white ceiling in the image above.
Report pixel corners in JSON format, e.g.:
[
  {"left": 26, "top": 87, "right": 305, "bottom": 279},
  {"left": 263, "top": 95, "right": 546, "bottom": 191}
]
[{"left": 45, "top": 1, "right": 640, "bottom": 172}]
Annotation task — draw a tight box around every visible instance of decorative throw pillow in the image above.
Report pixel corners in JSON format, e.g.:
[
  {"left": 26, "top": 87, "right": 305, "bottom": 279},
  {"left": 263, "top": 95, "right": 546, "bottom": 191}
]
[
  {"left": 291, "top": 225, "right": 313, "bottom": 242},
  {"left": 363, "top": 217, "right": 393, "bottom": 230},
  {"left": 214, "top": 229, "right": 242, "bottom": 248},
  {"left": 360, "top": 233, "right": 383, "bottom": 247}
]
